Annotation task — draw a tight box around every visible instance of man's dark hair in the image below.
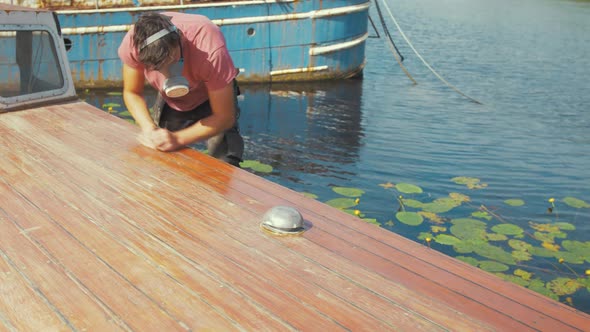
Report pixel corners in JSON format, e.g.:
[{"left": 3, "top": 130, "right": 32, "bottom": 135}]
[{"left": 133, "top": 13, "right": 181, "bottom": 70}]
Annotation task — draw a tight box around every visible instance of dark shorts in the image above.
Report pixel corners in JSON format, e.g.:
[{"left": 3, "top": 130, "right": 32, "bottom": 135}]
[{"left": 155, "top": 80, "right": 244, "bottom": 167}]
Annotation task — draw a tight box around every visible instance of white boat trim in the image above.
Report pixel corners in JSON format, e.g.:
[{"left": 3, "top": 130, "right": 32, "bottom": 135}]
[
  {"left": 59, "top": 2, "right": 370, "bottom": 35},
  {"left": 58, "top": 0, "right": 298, "bottom": 14},
  {"left": 309, "top": 32, "right": 368, "bottom": 56},
  {"left": 270, "top": 65, "right": 328, "bottom": 76}
]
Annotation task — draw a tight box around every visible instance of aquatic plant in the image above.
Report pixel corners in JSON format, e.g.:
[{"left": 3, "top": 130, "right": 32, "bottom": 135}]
[{"left": 311, "top": 176, "right": 590, "bottom": 310}]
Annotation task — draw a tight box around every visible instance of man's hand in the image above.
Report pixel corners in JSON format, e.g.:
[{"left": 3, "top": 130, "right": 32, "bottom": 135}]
[{"left": 150, "top": 128, "right": 183, "bottom": 152}]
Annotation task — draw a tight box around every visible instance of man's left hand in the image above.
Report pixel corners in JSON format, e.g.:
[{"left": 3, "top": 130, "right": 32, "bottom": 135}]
[{"left": 150, "top": 128, "right": 183, "bottom": 152}]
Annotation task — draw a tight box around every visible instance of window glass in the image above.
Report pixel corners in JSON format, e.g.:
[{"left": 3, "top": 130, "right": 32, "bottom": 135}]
[{"left": 0, "top": 29, "right": 64, "bottom": 98}]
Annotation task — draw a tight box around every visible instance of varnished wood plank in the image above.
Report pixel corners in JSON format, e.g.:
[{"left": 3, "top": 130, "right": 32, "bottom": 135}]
[
  {"left": 1, "top": 109, "right": 370, "bottom": 330},
  {"left": 34, "top": 104, "right": 572, "bottom": 330},
  {"left": 32, "top": 105, "right": 502, "bottom": 330},
  {"left": 131, "top": 141, "right": 587, "bottom": 328},
  {"left": 13, "top": 108, "right": 410, "bottom": 330},
  {"left": 2, "top": 103, "right": 589, "bottom": 331},
  {"left": 0, "top": 185, "right": 129, "bottom": 331},
  {"left": 0, "top": 141, "right": 209, "bottom": 331},
  {"left": 0, "top": 245, "right": 71, "bottom": 332},
  {"left": 11, "top": 104, "right": 460, "bottom": 330}
]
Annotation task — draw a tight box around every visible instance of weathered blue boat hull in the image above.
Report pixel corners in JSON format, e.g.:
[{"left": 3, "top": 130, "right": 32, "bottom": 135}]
[{"left": 23, "top": 0, "right": 370, "bottom": 88}]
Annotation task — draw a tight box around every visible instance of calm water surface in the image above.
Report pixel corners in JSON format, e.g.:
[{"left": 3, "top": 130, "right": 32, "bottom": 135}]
[{"left": 85, "top": 0, "right": 590, "bottom": 313}]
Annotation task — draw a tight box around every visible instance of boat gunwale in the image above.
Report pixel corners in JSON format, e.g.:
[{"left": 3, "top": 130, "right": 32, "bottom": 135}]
[{"left": 55, "top": 0, "right": 297, "bottom": 14}]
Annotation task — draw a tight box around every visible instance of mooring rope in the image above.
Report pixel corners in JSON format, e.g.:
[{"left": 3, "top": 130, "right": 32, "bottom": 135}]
[
  {"left": 373, "top": 0, "right": 417, "bottom": 84},
  {"left": 378, "top": 0, "right": 483, "bottom": 104}
]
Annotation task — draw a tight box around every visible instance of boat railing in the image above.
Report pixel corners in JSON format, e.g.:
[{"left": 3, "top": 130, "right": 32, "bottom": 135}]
[{"left": 0, "top": 0, "right": 250, "bottom": 10}]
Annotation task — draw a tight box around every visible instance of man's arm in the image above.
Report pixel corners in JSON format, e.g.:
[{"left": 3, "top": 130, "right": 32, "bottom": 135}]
[
  {"left": 122, "top": 64, "right": 157, "bottom": 132},
  {"left": 151, "top": 82, "right": 236, "bottom": 152}
]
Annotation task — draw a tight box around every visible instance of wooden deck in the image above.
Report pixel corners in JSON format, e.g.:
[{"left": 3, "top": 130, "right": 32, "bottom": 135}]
[{"left": 1, "top": 102, "right": 589, "bottom": 331}]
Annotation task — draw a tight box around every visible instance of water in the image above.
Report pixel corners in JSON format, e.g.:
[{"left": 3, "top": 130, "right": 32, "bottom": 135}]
[{"left": 84, "top": 0, "right": 590, "bottom": 313}]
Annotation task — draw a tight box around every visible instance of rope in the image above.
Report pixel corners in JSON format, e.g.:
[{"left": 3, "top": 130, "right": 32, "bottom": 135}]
[
  {"left": 368, "top": 15, "right": 381, "bottom": 38},
  {"left": 378, "top": 0, "right": 483, "bottom": 104},
  {"left": 373, "top": 0, "right": 417, "bottom": 84}
]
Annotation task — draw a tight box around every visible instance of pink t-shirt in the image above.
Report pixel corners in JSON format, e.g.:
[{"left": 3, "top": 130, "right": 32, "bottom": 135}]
[{"left": 118, "top": 12, "right": 238, "bottom": 111}]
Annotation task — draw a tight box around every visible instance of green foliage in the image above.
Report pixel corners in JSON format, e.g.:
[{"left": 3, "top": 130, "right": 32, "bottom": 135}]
[
  {"left": 547, "top": 278, "right": 583, "bottom": 296},
  {"left": 479, "top": 261, "right": 509, "bottom": 272},
  {"left": 471, "top": 211, "right": 492, "bottom": 220},
  {"left": 456, "top": 256, "right": 479, "bottom": 267},
  {"left": 434, "top": 234, "right": 462, "bottom": 246},
  {"left": 325, "top": 198, "right": 357, "bottom": 209},
  {"left": 395, "top": 183, "right": 423, "bottom": 194},
  {"left": 528, "top": 279, "right": 559, "bottom": 301},
  {"left": 402, "top": 199, "right": 424, "bottom": 208},
  {"left": 451, "top": 176, "right": 488, "bottom": 189},
  {"left": 362, "top": 218, "right": 380, "bottom": 225},
  {"left": 561, "top": 240, "right": 590, "bottom": 263},
  {"left": 395, "top": 212, "right": 424, "bottom": 226},
  {"left": 101, "top": 102, "right": 121, "bottom": 108},
  {"left": 562, "top": 196, "right": 590, "bottom": 208},
  {"left": 494, "top": 273, "right": 530, "bottom": 287},
  {"left": 239, "top": 160, "right": 273, "bottom": 173},
  {"left": 332, "top": 187, "right": 365, "bottom": 197},
  {"left": 504, "top": 199, "right": 525, "bottom": 207},
  {"left": 491, "top": 224, "right": 524, "bottom": 236},
  {"left": 300, "top": 192, "right": 318, "bottom": 199}
]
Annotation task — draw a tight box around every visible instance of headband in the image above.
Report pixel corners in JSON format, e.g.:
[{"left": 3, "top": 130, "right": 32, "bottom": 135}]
[{"left": 141, "top": 25, "right": 177, "bottom": 50}]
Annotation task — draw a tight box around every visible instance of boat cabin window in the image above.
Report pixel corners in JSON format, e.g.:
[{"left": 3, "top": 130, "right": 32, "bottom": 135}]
[{"left": 0, "top": 29, "right": 65, "bottom": 99}]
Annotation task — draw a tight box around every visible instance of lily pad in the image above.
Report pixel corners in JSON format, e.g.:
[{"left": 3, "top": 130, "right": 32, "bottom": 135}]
[
  {"left": 418, "top": 232, "right": 433, "bottom": 241},
  {"left": 562, "top": 197, "right": 590, "bottom": 208},
  {"left": 325, "top": 198, "right": 357, "bottom": 210},
  {"left": 332, "top": 187, "right": 365, "bottom": 197},
  {"left": 450, "top": 218, "right": 488, "bottom": 241},
  {"left": 434, "top": 234, "right": 462, "bottom": 246},
  {"left": 419, "top": 211, "right": 444, "bottom": 224},
  {"left": 533, "top": 231, "right": 566, "bottom": 243},
  {"left": 557, "top": 251, "right": 585, "bottom": 265},
  {"left": 422, "top": 198, "right": 460, "bottom": 213},
  {"left": 554, "top": 222, "right": 576, "bottom": 231},
  {"left": 487, "top": 233, "right": 508, "bottom": 241},
  {"left": 530, "top": 222, "right": 560, "bottom": 233},
  {"left": 101, "top": 102, "right": 121, "bottom": 108},
  {"left": 561, "top": 240, "right": 590, "bottom": 263},
  {"left": 430, "top": 225, "right": 447, "bottom": 233},
  {"left": 511, "top": 250, "right": 532, "bottom": 262},
  {"left": 508, "top": 239, "right": 532, "bottom": 251},
  {"left": 456, "top": 256, "right": 479, "bottom": 267},
  {"left": 239, "top": 160, "right": 273, "bottom": 173},
  {"left": 491, "top": 224, "right": 524, "bottom": 236},
  {"left": 118, "top": 110, "right": 132, "bottom": 117},
  {"left": 395, "top": 183, "right": 423, "bottom": 194},
  {"left": 396, "top": 211, "right": 424, "bottom": 226},
  {"left": 451, "top": 176, "right": 488, "bottom": 189},
  {"left": 449, "top": 192, "right": 470, "bottom": 203},
  {"left": 504, "top": 199, "right": 525, "bottom": 207},
  {"left": 529, "top": 246, "right": 558, "bottom": 258},
  {"left": 514, "top": 269, "right": 533, "bottom": 281},
  {"left": 547, "top": 278, "right": 582, "bottom": 296},
  {"left": 362, "top": 218, "right": 379, "bottom": 225},
  {"left": 479, "top": 261, "right": 509, "bottom": 272},
  {"left": 300, "top": 192, "right": 318, "bottom": 199},
  {"left": 402, "top": 199, "right": 424, "bottom": 208},
  {"left": 474, "top": 243, "right": 516, "bottom": 265},
  {"left": 528, "top": 279, "right": 559, "bottom": 301},
  {"left": 471, "top": 211, "right": 492, "bottom": 221},
  {"left": 494, "top": 273, "right": 530, "bottom": 287}
]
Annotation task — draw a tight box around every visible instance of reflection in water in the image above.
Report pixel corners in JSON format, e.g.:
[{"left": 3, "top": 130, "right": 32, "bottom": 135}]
[{"left": 238, "top": 80, "right": 364, "bottom": 183}]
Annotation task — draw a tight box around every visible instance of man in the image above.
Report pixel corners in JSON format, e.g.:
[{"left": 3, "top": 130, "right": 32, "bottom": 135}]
[{"left": 118, "top": 12, "right": 244, "bottom": 166}]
